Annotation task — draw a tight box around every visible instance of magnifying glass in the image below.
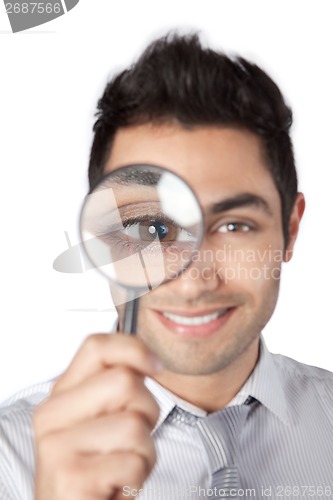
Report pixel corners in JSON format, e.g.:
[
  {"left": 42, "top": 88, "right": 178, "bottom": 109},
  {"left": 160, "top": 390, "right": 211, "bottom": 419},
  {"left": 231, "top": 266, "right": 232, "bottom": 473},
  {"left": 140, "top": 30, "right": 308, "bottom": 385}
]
[{"left": 79, "top": 164, "right": 204, "bottom": 334}]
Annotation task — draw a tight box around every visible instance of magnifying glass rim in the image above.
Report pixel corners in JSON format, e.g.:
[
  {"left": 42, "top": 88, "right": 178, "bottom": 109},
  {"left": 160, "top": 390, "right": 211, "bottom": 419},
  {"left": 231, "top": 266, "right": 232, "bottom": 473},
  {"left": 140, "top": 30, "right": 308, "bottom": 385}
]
[{"left": 79, "top": 162, "right": 205, "bottom": 291}]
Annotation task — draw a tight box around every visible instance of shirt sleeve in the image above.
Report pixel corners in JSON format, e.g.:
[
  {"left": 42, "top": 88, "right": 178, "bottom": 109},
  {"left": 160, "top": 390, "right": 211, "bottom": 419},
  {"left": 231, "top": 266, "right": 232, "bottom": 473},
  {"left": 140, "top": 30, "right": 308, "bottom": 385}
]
[
  {"left": 0, "top": 404, "right": 36, "bottom": 500},
  {"left": 0, "top": 384, "right": 52, "bottom": 500}
]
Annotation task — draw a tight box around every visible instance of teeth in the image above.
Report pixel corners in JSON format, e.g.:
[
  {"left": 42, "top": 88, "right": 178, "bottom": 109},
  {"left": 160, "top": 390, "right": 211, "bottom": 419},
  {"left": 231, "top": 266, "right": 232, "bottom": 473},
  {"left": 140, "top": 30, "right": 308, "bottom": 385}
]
[{"left": 163, "top": 309, "right": 228, "bottom": 326}]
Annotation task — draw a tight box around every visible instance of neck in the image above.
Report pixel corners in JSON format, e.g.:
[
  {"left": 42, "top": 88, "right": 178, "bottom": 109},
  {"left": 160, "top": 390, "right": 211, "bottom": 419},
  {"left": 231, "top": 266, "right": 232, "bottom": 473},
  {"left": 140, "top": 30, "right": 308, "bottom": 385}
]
[{"left": 153, "top": 339, "right": 260, "bottom": 412}]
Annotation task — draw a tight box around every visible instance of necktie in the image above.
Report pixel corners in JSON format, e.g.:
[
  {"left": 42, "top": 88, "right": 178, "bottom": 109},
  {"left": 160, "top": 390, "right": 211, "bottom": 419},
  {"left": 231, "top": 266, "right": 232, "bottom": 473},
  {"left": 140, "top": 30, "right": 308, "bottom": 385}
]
[{"left": 168, "top": 397, "right": 255, "bottom": 499}]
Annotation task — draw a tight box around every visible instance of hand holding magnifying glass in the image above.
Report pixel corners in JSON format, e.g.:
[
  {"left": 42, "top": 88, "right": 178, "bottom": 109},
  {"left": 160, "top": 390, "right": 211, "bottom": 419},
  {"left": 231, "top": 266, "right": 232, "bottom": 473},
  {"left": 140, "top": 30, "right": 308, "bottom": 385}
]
[{"left": 80, "top": 164, "right": 204, "bottom": 334}]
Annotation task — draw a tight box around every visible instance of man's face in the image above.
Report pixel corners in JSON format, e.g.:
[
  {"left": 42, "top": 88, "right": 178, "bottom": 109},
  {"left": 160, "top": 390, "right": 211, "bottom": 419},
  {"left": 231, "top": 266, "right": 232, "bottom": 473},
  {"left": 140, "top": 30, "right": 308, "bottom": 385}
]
[{"left": 104, "top": 124, "right": 293, "bottom": 376}]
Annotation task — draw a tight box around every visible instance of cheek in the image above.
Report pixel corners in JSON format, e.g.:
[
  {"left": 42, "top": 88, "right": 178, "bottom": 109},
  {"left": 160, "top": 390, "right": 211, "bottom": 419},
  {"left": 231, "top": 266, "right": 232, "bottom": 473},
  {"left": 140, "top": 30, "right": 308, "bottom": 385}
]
[{"left": 217, "top": 240, "right": 283, "bottom": 291}]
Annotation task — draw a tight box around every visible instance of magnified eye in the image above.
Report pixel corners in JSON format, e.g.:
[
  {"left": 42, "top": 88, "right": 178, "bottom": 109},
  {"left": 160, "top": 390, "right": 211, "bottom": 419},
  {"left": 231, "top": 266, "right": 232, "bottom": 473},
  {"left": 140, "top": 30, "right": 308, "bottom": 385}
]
[
  {"left": 80, "top": 167, "right": 204, "bottom": 291},
  {"left": 123, "top": 219, "right": 195, "bottom": 243},
  {"left": 124, "top": 220, "right": 176, "bottom": 242}
]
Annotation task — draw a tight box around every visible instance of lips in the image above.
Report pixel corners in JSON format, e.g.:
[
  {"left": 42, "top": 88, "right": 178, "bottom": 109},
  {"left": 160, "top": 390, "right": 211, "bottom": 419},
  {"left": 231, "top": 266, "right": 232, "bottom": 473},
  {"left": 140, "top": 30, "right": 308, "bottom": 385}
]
[
  {"left": 162, "top": 309, "right": 228, "bottom": 326},
  {"left": 154, "top": 307, "right": 235, "bottom": 337}
]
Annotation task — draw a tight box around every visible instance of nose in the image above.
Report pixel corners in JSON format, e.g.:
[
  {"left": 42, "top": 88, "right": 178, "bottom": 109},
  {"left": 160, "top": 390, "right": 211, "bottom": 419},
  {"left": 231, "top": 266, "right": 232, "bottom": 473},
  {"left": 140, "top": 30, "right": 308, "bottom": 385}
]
[{"left": 170, "top": 242, "right": 224, "bottom": 299}]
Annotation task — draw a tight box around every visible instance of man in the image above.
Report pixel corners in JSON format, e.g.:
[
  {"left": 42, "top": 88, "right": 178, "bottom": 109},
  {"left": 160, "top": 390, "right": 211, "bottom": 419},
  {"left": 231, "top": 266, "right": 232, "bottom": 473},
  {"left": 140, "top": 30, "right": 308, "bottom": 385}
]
[{"left": 1, "top": 33, "right": 332, "bottom": 500}]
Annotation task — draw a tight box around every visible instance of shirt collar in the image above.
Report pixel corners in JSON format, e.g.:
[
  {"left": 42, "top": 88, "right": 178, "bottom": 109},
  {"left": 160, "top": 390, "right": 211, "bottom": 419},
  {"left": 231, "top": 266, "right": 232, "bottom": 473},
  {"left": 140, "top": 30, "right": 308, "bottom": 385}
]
[
  {"left": 238, "top": 335, "right": 291, "bottom": 425},
  {"left": 144, "top": 377, "right": 207, "bottom": 434},
  {"left": 145, "top": 334, "right": 291, "bottom": 433}
]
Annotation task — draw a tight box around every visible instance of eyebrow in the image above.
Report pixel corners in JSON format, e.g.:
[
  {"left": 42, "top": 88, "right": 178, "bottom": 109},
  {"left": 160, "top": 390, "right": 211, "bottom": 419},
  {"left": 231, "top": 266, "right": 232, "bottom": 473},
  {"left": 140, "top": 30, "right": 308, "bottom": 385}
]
[
  {"left": 103, "top": 168, "right": 161, "bottom": 187},
  {"left": 208, "top": 193, "right": 273, "bottom": 217}
]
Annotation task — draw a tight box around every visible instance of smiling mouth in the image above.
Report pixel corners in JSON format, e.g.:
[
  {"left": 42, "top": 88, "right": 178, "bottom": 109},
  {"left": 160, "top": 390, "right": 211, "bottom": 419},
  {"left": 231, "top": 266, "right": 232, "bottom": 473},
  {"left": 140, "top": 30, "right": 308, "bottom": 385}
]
[{"left": 162, "top": 309, "right": 229, "bottom": 326}]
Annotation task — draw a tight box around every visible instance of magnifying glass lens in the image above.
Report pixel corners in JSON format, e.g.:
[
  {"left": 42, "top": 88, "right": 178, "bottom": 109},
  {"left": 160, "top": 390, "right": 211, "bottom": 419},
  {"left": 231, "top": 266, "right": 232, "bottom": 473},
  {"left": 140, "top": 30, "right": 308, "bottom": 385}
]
[{"left": 80, "top": 165, "right": 204, "bottom": 292}]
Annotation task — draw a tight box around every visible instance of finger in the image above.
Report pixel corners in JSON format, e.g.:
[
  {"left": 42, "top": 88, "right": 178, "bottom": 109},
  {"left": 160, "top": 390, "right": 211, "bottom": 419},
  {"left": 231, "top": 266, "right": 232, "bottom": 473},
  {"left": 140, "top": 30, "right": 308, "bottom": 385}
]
[
  {"left": 53, "top": 334, "right": 162, "bottom": 393},
  {"left": 44, "top": 412, "right": 156, "bottom": 473},
  {"left": 34, "top": 368, "right": 160, "bottom": 436},
  {"left": 80, "top": 452, "right": 151, "bottom": 496},
  {"left": 35, "top": 452, "right": 148, "bottom": 500}
]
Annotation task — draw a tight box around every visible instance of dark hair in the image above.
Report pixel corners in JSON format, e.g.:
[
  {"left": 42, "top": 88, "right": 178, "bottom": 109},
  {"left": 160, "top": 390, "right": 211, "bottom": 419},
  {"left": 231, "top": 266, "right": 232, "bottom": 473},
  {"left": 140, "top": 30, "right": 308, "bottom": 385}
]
[{"left": 89, "top": 33, "right": 297, "bottom": 245}]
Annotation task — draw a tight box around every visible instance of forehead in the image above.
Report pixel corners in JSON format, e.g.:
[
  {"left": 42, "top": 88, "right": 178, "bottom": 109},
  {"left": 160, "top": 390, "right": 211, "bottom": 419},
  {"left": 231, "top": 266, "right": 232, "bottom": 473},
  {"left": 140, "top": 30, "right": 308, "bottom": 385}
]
[{"left": 104, "top": 124, "right": 280, "bottom": 212}]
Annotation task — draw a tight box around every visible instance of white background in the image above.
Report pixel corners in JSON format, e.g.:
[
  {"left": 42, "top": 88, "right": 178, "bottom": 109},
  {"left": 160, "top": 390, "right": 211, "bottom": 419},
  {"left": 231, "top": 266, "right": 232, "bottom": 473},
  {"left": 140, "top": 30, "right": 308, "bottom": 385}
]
[{"left": 0, "top": 0, "right": 332, "bottom": 402}]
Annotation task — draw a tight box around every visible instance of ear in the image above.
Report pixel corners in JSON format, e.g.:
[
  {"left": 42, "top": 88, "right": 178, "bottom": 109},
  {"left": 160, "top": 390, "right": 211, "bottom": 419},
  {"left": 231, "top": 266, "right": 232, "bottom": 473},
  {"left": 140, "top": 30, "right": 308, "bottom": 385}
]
[{"left": 284, "top": 193, "right": 306, "bottom": 262}]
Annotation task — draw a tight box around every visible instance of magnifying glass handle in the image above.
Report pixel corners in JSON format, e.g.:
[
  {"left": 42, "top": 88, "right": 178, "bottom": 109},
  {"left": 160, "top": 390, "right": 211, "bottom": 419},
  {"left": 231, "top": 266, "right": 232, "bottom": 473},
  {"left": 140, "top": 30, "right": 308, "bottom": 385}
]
[{"left": 123, "top": 296, "right": 139, "bottom": 334}]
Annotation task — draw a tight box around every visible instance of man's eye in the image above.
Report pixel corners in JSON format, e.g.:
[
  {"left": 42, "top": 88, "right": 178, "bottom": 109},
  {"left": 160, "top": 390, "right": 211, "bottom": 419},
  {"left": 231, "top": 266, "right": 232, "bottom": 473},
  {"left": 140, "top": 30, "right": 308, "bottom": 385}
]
[
  {"left": 124, "top": 220, "right": 176, "bottom": 242},
  {"left": 123, "top": 220, "right": 195, "bottom": 243},
  {"left": 218, "top": 222, "right": 251, "bottom": 233}
]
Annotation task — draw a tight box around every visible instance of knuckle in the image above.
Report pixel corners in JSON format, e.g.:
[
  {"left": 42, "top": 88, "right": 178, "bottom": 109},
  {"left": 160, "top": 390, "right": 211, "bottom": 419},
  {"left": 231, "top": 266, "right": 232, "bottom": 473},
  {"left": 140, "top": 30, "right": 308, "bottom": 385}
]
[
  {"left": 123, "top": 412, "right": 147, "bottom": 443},
  {"left": 118, "top": 334, "right": 153, "bottom": 366},
  {"left": 37, "top": 431, "right": 63, "bottom": 459},
  {"left": 114, "top": 366, "right": 139, "bottom": 394},
  {"left": 149, "top": 444, "right": 157, "bottom": 472},
  {"left": 126, "top": 453, "right": 148, "bottom": 486},
  {"left": 35, "top": 441, "right": 59, "bottom": 478},
  {"left": 130, "top": 337, "right": 150, "bottom": 358},
  {"left": 35, "top": 443, "right": 87, "bottom": 496},
  {"left": 82, "top": 333, "right": 104, "bottom": 354},
  {"left": 54, "top": 457, "right": 85, "bottom": 495}
]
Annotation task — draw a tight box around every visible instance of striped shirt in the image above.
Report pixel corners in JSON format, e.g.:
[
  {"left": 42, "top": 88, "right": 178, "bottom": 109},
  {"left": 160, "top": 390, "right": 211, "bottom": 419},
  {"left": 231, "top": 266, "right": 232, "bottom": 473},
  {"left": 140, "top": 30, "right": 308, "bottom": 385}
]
[{"left": 1, "top": 336, "right": 333, "bottom": 499}]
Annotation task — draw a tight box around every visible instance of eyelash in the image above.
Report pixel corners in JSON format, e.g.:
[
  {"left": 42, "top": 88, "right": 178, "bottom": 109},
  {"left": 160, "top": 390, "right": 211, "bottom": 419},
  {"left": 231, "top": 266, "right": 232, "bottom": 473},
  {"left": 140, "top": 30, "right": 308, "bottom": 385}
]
[
  {"left": 122, "top": 215, "right": 173, "bottom": 229},
  {"left": 96, "top": 215, "right": 192, "bottom": 254}
]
